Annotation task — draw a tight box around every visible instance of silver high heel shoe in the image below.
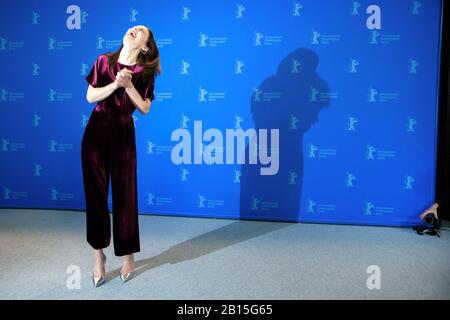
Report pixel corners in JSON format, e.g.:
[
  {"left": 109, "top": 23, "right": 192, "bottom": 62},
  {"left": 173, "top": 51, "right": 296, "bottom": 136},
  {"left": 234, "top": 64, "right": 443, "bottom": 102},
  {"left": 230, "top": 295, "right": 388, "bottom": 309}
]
[
  {"left": 120, "top": 271, "right": 134, "bottom": 283},
  {"left": 120, "top": 255, "right": 134, "bottom": 283},
  {"left": 92, "top": 252, "right": 107, "bottom": 288}
]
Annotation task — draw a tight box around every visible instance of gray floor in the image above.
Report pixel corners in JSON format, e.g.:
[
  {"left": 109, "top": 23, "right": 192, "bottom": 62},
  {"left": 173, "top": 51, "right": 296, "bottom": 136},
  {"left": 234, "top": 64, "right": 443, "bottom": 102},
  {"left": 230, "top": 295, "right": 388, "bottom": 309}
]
[{"left": 0, "top": 208, "right": 449, "bottom": 300}]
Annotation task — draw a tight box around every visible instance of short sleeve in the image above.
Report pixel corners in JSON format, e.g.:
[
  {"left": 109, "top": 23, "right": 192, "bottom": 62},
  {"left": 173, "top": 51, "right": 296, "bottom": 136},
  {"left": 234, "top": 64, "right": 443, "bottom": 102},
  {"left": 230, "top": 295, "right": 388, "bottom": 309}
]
[
  {"left": 139, "top": 75, "right": 155, "bottom": 102},
  {"left": 85, "top": 55, "right": 103, "bottom": 87}
]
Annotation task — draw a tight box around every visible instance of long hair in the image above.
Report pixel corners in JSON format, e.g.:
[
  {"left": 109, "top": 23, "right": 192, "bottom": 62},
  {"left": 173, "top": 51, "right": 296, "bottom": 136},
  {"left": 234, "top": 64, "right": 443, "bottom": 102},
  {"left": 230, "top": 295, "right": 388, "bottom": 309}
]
[{"left": 106, "top": 26, "right": 161, "bottom": 83}]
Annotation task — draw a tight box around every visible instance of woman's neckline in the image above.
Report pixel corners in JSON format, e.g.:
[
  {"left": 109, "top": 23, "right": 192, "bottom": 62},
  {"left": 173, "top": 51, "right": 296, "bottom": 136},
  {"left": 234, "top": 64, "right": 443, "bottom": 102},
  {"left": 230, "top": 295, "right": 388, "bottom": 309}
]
[{"left": 117, "top": 61, "right": 137, "bottom": 67}]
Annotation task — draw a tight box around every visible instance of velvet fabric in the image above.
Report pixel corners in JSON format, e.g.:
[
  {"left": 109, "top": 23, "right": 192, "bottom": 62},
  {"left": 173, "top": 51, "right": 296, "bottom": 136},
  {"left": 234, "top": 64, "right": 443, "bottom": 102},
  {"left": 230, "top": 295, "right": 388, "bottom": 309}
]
[{"left": 81, "top": 54, "right": 154, "bottom": 256}]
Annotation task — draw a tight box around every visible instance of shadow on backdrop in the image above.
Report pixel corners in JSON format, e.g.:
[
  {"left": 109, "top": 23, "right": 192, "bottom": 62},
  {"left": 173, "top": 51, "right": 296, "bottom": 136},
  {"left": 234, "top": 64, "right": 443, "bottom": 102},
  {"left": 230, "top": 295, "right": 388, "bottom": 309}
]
[
  {"left": 127, "top": 48, "right": 331, "bottom": 279},
  {"left": 239, "top": 48, "right": 331, "bottom": 222}
]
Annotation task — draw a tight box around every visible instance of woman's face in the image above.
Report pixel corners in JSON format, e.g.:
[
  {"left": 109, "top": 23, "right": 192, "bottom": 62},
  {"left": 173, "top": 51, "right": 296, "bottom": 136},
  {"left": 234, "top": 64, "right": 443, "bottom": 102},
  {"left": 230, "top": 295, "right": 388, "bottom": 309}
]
[{"left": 123, "top": 25, "right": 149, "bottom": 50}]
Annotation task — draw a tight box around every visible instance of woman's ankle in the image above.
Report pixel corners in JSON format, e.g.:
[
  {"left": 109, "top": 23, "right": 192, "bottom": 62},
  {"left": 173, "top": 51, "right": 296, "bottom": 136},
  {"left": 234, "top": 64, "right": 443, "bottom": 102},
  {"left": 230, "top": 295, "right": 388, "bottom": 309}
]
[{"left": 121, "top": 254, "right": 134, "bottom": 273}]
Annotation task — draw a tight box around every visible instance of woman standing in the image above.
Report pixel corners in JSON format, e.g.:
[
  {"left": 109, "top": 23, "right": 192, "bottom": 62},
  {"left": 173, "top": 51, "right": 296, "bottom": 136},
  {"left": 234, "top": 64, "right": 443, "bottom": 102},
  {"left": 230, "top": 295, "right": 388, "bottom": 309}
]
[{"left": 82, "top": 25, "right": 161, "bottom": 287}]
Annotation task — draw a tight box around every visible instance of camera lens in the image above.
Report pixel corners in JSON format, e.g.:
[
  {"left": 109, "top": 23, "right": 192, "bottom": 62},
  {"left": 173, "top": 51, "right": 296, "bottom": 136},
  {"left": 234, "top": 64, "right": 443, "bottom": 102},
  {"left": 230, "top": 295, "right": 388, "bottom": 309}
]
[{"left": 425, "top": 213, "right": 435, "bottom": 224}]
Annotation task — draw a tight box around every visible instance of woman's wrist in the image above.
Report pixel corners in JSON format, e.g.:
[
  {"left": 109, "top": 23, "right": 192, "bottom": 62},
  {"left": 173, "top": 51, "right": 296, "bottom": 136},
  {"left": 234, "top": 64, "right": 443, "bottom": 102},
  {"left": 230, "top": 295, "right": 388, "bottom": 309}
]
[
  {"left": 111, "top": 80, "right": 119, "bottom": 90},
  {"left": 124, "top": 82, "right": 134, "bottom": 91}
]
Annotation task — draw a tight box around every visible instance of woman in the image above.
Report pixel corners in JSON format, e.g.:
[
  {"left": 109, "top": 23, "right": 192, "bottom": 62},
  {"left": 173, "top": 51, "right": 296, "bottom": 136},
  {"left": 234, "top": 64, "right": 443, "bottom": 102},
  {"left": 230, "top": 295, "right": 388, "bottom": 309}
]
[{"left": 82, "top": 25, "right": 161, "bottom": 287}]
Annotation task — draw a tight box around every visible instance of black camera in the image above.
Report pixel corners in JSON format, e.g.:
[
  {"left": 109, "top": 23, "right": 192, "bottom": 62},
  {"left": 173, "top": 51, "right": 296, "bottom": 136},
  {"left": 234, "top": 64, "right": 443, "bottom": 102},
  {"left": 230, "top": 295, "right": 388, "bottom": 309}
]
[{"left": 413, "top": 213, "right": 442, "bottom": 237}]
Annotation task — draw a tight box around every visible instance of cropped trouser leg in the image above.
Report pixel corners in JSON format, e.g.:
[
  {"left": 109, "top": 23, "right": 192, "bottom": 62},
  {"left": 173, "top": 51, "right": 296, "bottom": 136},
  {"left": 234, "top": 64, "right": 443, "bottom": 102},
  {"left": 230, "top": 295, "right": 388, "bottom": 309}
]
[
  {"left": 81, "top": 113, "right": 140, "bottom": 256},
  {"left": 110, "top": 119, "right": 140, "bottom": 256}
]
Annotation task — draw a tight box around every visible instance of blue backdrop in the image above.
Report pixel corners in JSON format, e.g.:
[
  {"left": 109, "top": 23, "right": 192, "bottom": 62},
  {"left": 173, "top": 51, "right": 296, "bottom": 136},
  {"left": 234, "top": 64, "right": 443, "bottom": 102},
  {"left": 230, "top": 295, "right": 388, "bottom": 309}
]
[{"left": 0, "top": 0, "right": 444, "bottom": 226}]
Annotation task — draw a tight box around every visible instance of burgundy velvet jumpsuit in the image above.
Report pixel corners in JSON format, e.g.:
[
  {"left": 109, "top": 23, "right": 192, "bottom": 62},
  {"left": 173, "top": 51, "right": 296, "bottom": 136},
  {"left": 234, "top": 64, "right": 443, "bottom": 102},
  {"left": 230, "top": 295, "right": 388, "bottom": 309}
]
[{"left": 81, "top": 53, "right": 155, "bottom": 256}]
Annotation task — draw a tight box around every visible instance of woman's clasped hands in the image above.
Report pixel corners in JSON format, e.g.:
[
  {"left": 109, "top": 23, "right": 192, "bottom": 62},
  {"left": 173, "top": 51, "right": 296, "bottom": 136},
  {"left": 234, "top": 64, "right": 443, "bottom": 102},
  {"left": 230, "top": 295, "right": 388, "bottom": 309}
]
[{"left": 114, "top": 68, "right": 133, "bottom": 89}]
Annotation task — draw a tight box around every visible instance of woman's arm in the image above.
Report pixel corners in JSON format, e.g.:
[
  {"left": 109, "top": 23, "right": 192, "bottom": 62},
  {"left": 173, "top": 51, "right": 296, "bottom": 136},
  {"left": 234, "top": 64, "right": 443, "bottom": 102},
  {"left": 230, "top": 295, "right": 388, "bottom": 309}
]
[
  {"left": 115, "top": 69, "right": 152, "bottom": 115},
  {"left": 125, "top": 85, "right": 151, "bottom": 115},
  {"left": 86, "top": 82, "right": 118, "bottom": 104}
]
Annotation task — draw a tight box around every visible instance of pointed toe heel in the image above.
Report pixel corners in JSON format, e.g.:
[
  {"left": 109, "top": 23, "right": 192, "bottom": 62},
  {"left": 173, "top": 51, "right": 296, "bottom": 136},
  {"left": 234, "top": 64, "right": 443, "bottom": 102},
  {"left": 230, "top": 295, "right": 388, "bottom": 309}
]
[
  {"left": 92, "top": 252, "right": 107, "bottom": 288},
  {"left": 92, "top": 276, "right": 105, "bottom": 287},
  {"left": 120, "top": 271, "right": 134, "bottom": 283}
]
